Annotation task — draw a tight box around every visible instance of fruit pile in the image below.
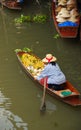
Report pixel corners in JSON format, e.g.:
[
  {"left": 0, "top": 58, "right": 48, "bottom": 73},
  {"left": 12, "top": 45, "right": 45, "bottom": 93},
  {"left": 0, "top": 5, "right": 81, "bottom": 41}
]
[{"left": 21, "top": 53, "right": 45, "bottom": 77}]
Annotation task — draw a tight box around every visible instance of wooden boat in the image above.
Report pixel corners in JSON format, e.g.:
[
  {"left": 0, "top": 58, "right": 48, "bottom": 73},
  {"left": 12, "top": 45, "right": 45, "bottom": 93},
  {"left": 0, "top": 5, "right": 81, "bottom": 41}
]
[
  {"left": 52, "top": 0, "right": 80, "bottom": 38},
  {"left": 0, "top": 0, "right": 22, "bottom": 10},
  {"left": 15, "top": 48, "right": 81, "bottom": 106}
]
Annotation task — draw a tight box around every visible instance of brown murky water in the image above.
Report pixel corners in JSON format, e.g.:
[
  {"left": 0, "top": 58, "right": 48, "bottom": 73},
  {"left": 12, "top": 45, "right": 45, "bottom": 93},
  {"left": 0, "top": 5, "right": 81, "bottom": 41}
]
[{"left": 0, "top": 1, "right": 81, "bottom": 130}]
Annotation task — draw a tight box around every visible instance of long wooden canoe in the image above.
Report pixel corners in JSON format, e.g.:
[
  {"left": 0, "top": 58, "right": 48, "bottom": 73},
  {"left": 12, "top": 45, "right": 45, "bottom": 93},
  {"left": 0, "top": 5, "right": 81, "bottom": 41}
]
[
  {"left": 52, "top": 0, "right": 80, "bottom": 38},
  {"left": 0, "top": 0, "right": 22, "bottom": 10},
  {"left": 15, "top": 48, "right": 81, "bottom": 106}
]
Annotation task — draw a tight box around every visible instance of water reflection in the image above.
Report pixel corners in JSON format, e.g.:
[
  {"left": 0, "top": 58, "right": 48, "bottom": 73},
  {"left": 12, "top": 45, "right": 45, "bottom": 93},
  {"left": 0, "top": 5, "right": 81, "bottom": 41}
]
[{"left": 0, "top": 90, "right": 28, "bottom": 130}]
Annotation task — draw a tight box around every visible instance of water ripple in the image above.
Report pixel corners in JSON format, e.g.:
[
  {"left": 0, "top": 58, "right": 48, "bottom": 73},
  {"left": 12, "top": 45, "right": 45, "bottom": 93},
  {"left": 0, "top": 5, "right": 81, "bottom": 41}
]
[{"left": 0, "top": 91, "right": 28, "bottom": 130}]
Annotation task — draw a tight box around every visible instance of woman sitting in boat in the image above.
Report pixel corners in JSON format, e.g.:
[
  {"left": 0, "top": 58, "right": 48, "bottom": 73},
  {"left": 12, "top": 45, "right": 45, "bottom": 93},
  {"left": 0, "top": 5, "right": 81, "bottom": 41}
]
[{"left": 36, "top": 54, "right": 66, "bottom": 91}]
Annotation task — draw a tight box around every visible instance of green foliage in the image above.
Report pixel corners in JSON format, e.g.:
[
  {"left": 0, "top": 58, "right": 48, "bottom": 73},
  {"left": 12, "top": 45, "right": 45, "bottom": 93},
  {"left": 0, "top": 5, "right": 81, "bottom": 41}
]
[
  {"left": 20, "top": 15, "right": 31, "bottom": 22},
  {"left": 14, "top": 14, "right": 47, "bottom": 24},
  {"left": 14, "top": 14, "right": 31, "bottom": 24},
  {"left": 14, "top": 49, "right": 22, "bottom": 53},
  {"left": 14, "top": 48, "right": 32, "bottom": 53},
  {"left": 22, "top": 47, "right": 32, "bottom": 52},
  {"left": 53, "top": 34, "right": 60, "bottom": 39},
  {"left": 33, "top": 14, "right": 47, "bottom": 23}
]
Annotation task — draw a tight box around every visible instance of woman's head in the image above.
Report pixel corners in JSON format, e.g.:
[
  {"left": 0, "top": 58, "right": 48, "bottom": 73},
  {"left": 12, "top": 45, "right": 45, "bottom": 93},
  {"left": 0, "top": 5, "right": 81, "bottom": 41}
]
[{"left": 42, "top": 54, "right": 57, "bottom": 63}]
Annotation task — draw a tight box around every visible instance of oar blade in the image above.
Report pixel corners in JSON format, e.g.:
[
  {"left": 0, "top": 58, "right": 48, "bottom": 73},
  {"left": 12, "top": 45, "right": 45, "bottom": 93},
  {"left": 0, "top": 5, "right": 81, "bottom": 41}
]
[
  {"left": 40, "top": 102, "right": 46, "bottom": 112},
  {"left": 40, "top": 77, "right": 47, "bottom": 112}
]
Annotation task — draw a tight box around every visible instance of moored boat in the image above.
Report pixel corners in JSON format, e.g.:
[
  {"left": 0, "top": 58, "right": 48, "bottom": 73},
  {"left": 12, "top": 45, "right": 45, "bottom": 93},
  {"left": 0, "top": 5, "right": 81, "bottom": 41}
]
[
  {"left": 0, "top": 0, "right": 22, "bottom": 10},
  {"left": 52, "top": 0, "right": 80, "bottom": 38},
  {"left": 15, "top": 48, "right": 81, "bottom": 106}
]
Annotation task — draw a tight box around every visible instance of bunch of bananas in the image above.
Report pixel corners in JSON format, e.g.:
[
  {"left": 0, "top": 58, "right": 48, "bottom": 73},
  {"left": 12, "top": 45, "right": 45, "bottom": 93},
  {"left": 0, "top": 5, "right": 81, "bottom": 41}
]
[
  {"left": 21, "top": 53, "right": 44, "bottom": 72},
  {"left": 21, "top": 53, "right": 32, "bottom": 67}
]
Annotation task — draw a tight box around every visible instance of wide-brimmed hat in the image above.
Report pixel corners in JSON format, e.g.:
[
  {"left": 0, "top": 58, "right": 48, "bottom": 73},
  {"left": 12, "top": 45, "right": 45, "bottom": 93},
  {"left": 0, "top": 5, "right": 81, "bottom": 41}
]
[
  {"left": 67, "top": 0, "right": 75, "bottom": 5},
  {"left": 70, "top": 8, "right": 79, "bottom": 17},
  {"left": 68, "top": 16, "right": 78, "bottom": 22},
  {"left": 67, "top": 4, "right": 76, "bottom": 11},
  {"left": 58, "top": 0, "right": 67, "bottom": 2},
  {"left": 59, "top": 12, "right": 70, "bottom": 18},
  {"left": 58, "top": 8, "right": 70, "bottom": 17},
  {"left": 56, "top": 17, "right": 66, "bottom": 22},
  {"left": 55, "top": 6, "right": 62, "bottom": 13},
  {"left": 42, "top": 54, "right": 57, "bottom": 63},
  {"left": 58, "top": 0, "right": 67, "bottom": 6}
]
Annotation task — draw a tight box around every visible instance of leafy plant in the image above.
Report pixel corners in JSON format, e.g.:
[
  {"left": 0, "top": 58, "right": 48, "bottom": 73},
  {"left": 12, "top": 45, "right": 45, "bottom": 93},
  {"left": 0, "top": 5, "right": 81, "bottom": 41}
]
[
  {"left": 22, "top": 47, "right": 32, "bottom": 52},
  {"left": 20, "top": 14, "right": 31, "bottom": 22},
  {"left": 14, "top": 49, "right": 22, "bottom": 53},
  {"left": 14, "top": 14, "right": 31, "bottom": 24},
  {"left": 33, "top": 14, "right": 47, "bottom": 23},
  {"left": 14, "top": 14, "right": 47, "bottom": 24},
  {"left": 53, "top": 34, "right": 60, "bottom": 39},
  {"left": 14, "top": 48, "right": 32, "bottom": 53}
]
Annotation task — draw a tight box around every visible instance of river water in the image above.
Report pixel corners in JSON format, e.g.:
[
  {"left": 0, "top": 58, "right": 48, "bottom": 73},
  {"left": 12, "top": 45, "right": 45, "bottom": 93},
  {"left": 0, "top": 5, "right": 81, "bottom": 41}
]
[{"left": 0, "top": 1, "right": 81, "bottom": 130}]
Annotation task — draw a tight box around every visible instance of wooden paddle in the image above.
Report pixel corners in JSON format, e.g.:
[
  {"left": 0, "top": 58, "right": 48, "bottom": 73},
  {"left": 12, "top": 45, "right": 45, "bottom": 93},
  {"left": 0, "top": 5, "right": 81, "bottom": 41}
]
[{"left": 40, "top": 78, "right": 47, "bottom": 111}]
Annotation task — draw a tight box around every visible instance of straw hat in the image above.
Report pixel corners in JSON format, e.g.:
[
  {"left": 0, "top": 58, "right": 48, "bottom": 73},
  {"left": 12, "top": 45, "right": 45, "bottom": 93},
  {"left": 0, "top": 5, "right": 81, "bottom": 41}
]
[
  {"left": 58, "top": 8, "right": 70, "bottom": 18},
  {"left": 58, "top": 0, "right": 67, "bottom": 2},
  {"left": 68, "top": 16, "right": 78, "bottom": 22},
  {"left": 59, "top": 12, "right": 70, "bottom": 18},
  {"left": 56, "top": 17, "right": 66, "bottom": 22},
  {"left": 58, "top": 8, "right": 69, "bottom": 14},
  {"left": 58, "top": 1, "right": 67, "bottom": 6},
  {"left": 42, "top": 54, "right": 57, "bottom": 63},
  {"left": 67, "top": 4, "right": 76, "bottom": 11},
  {"left": 58, "top": 0, "right": 67, "bottom": 5},
  {"left": 55, "top": 6, "right": 62, "bottom": 13},
  {"left": 56, "top": 14, "right": 61, "bottom": 19},
  {"left": 70, "top": 8, "right": 79, "bottom": 17},
  {"left": 67, "top": 0, "right": 75, "bottom": 5}
]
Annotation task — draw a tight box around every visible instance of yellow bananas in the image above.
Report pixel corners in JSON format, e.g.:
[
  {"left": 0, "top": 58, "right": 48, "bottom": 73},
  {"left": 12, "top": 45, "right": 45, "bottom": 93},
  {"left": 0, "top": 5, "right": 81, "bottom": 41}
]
[{"left": 21, "top": 53, "right": 44, "bottom": 76}]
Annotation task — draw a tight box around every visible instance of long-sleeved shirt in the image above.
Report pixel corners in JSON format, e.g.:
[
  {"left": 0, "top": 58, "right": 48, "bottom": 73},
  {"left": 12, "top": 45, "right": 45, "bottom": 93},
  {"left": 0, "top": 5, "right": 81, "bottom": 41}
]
[{"left": 37, "top": 63, "right": 66, "bottom": 85}]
